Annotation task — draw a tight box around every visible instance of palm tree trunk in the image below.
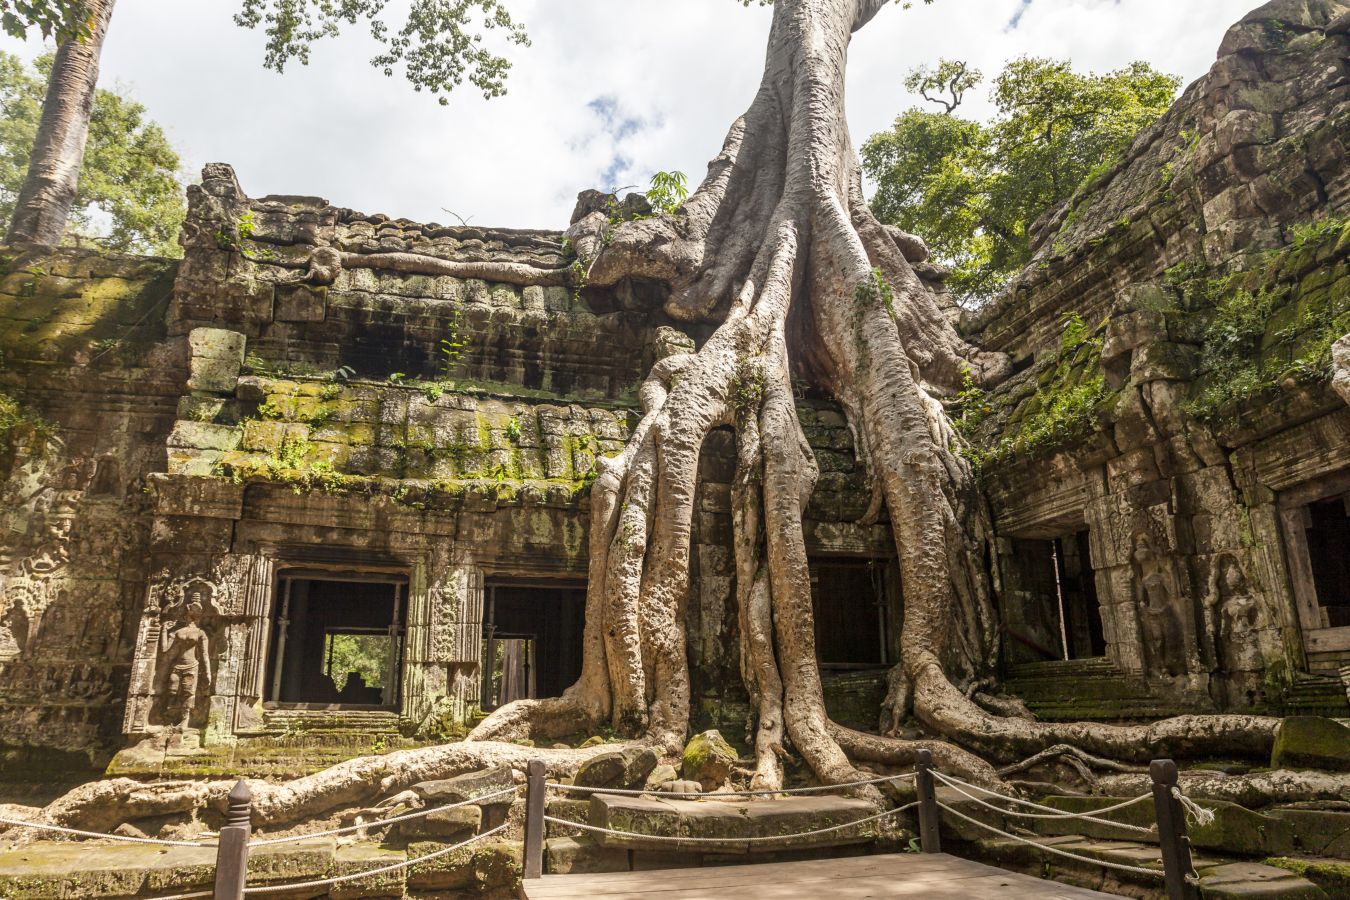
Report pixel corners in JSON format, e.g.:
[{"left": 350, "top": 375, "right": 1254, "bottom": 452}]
[{"left": 6, "top": 0, "right": 116, "bottom": 246}]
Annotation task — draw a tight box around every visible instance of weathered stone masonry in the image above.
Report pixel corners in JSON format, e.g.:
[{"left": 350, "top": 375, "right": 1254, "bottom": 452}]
[{"left": 0, "top": 0, "right": 1347, "bottom": 782}]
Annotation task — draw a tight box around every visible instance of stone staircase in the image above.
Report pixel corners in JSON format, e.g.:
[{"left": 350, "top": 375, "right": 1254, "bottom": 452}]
[
  {"left": 939, "top": 786, "right": 1350, "bottom": 898},
  {"left": 1004, "top": 659, "right": 1215, "bottom": 721},
  {"left": 543, "top": 793, "right": 900, "bottom": 874}
]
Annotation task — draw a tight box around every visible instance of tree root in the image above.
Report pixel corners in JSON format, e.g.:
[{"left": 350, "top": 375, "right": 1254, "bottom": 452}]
[
  {"left": 1096, "top": 770, "right": 1350, "bottom": 808},
  {"left": 1, "top": 742, "right": 619, "bottom": 838},
  {"left": 998, "top": 744, "right": 1146, "bottom": 789}
]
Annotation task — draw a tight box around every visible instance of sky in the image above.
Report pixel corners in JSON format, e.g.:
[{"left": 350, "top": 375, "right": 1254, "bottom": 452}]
[{"left": 0, "top": 0, "right": 1258, "bottom": 230}]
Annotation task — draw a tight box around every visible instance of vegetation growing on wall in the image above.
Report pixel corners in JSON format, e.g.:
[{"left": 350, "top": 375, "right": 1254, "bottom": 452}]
[
  {"left": 957, "top": 313, "right": 1113, "bottom": 468},
  {"left": 1182, "top": 218, "right": 1349, "bottom": 425}
]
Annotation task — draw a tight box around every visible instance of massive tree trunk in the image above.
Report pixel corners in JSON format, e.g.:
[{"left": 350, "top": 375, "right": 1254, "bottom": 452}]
[
  {"left": 468, "top": 0, "right": 1278, "bottom": 786},
  {"left": 6, "top": 0, "right": 116, "bottom": 246},
  {"left": 8, "top": 0, "right": 1283, "bottom": 834}
]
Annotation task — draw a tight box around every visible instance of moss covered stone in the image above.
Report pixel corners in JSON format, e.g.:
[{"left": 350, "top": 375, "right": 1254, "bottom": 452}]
[{"left": 1271, "top": 717, "right": 1350, "bottom": 772}]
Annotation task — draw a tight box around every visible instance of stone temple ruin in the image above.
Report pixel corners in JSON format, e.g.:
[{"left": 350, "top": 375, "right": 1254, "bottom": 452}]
[{"left": 0, "top": 0, "right": 1349, "bottom": 895}]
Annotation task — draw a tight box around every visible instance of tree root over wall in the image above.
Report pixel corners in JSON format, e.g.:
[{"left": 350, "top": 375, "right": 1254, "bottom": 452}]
[{"left": 4, "top": 0, "right": 1284, "bottom": 836}]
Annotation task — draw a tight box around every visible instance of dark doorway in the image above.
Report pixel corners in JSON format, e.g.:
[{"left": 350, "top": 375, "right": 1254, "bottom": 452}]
[
  {"left": 1307, "top": 497, "right": 1350, "bottom": 628},
  {"left": 266, "top": 574, "right": 407, "bottom": 708},
  {"left": 1005, "top": 531, "right": 1105, "bottom": 663},
  {"left": 810, "top": 558, "right": 897, "bottom": 668},
  {"left": 481, "top": 580, "right": 585, "bottom": 710}
]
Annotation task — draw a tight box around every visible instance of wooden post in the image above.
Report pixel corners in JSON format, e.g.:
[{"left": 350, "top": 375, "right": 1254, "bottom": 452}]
[
  {"left": 1150, "top": 759, "right": 1199, "bottom": 900},
  {"left": 915, "top": 748, "right": 941, "bottom": 854},
  {"left": 523, "top": 759, "right": 546, "bottom": 879},
  {"left": 213, "top": 779, "right": 252, "bottom": 900}
]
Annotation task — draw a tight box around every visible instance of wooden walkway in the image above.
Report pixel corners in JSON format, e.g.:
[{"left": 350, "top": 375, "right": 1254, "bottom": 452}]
[{"left": 524, "top": 852, "right": 1124, "bottom": 898}]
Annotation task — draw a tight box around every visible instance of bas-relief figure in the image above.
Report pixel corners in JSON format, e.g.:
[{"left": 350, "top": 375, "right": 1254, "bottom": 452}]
[
  {"left": 1205, "top": 553, "right": 1273, "bottom": 675},
  {"left": 0, "top": 491, "right": 78, "bottom": 658},
  {"left": 1131, "top": 531, "right": 1192, "bottom": 678},
  {"left": 151, "top": 581, "right": 217, "bottom": 730}
]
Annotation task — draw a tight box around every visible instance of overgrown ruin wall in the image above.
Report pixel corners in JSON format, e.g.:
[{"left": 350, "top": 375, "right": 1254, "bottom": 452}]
[
  {"left": 0, "top": 0, "right": 1346, "bottom": 782},
  {"left": 964, "top": 0, "right": 1350, "bottom": 719}
]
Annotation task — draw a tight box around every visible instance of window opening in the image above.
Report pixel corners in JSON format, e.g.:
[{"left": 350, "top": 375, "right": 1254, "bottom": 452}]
[
  {"left": 481, "top": 580, "right": 584, "bottom": 710},
  {"left": 1306, "top": 496, "right": 1350, "bottom": 628},
  {"left": 266, "top": 574, "right": 406, "bottom": 707},
  {"left": 809, "top": 558, "right": 896, "bottom": 668}
]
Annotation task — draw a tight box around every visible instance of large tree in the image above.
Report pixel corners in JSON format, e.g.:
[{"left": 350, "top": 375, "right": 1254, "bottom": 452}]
[
  {"left": 0, "top": 51, "right": 184, "bottom": 255},
  {"left": 863, "top": 56, "right": 1180, "bottom": 300},
  {"left": 16, "top": 0, "right": 1280, "bottom": 831}
]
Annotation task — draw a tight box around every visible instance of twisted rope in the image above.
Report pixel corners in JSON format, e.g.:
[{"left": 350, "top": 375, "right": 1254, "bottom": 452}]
[
  {"left": 546, "top": 770, "right": 916, "bottom": 799},
  {"left": 0, "top": 816, "right": 213, "bottom": 848},
  {"left": 936, "top": 802, "right": 1165, "bottom": 879},
  {"left": 248, "top": 788, "right": 516, "bottom": 846},
  {"left": 1171, "top": 786, "right": 1216, "bottom": 827},
  {"left": 545, "top": 801, "right": 919, "bottom": 845},
  {"left": 242, "top": 822, "right": 510, "bottom": 895},
  {"left": 930, "top": 772, "right": 1156, "bottom": 837}
]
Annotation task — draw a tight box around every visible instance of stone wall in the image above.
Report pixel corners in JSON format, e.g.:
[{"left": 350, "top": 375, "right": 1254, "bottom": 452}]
[
  {"left": 0, "top": 248, "right": 181, "bottom": 773},
  {"left": 966, "top": 0, "right": 1350, "bottom": 717}
]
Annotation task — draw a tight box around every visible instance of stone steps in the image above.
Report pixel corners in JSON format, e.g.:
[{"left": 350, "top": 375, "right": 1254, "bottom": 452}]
[
  {"left": 0, "top": 835, "right": 523, "bottom": 898},
  {"left": 575, "top": 793, "right": 887, "bottom": 854},
  {"left": 937, "top": 788, "right": 1350, "bottom": 898}
]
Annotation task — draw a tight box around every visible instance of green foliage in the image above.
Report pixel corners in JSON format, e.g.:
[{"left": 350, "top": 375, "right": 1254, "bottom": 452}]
[
  {"left": 1290, "top": 216, "right": 1347, "bottom": 251},
  {"left": 646, "top": 170, "right": 688, "bottom": 215},
  {"left": 232, "top": 0, "right": 531, "bottom": 103},
  {"left": 0, "top": 52, "right": 185, "bottom": 255},
  {"left": 974, "top": 314, "right": 1112, "bottom": 467},
  {"left": 0, "top": 387, "right": 49, "bottom": 444},
  {"left": 854, "top": 267, "right": 896, "bottom": 318},
  {"left": 439, "top": 310, "right": 466, "bottom": 375},
  {"left": 905, "top": 58, "right": 981, "bottom": 114},
  {"left": 863, "top": 56, "right": 1179, "bottom": 302},
  {"left": 505, "top": 416, "right": 522, "bottom": 442},
  {"left": 1, "top": 0, "right": 91, "bottom": 43},
  {"left": 732, "top": 358, "right": 767, "bottom": 415},
  {"left": 951, "top": 367, "right": 992, "bottom": 440},
  {"left": 324, "top": 633, "right": 389, "bottom": 692},
  {"left": 214, "top": 210, "right": 257, "bottom": 250},
  {"left": 1182, "top": 227, "right": 1349, "bottom": 423}
]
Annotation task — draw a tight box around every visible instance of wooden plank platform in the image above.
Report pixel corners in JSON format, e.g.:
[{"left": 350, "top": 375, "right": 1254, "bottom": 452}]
[{"left": 524, "top": 852, "right": 1125, "bottom": 898}]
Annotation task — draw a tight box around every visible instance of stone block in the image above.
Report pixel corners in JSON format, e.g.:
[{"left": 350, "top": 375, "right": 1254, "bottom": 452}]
[
  {"left": 682, "top": 729, "right": 738, "bottom": 791},
  {"left": 575, "top": 746, "right": 660, "bottom": 791},
  {"left": 187, "top": 327, "right": 247, "bottom": 394},
  {"left": 328, "top": 844, "right": 406, "bottom": 899},
  {"left": 544, "top": 836, "right": 630, "bottom": 875},
  {"left": 247, "top": 837, "right": 337, "bottom": 887},
  {"left": 398, "top": 803, "right": 481, "bottom": 840},
  {"left": 1271, "top": 717, "right": 1350, "bottom": 772},
  {"left": 412, "top": 765, "right": 517, "bottom": 827},
  {"left": 275, "top": 284, "right": 328, "bottom": 322},
  {"left": 168, "top": 420, "right": 242, "bottom": 452}
]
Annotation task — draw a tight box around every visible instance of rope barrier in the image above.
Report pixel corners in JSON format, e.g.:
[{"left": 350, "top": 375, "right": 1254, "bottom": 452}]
[
  {"left": 929, "top": 772, "right": 1156, "bottom": 837},
  {"left": 241, "top": 822, "right": 511, "bottom": 895},
  {"left": 935, "top": 802, "right": 1165, "bottom": 879},
  {"left": 546, "top": 771, "right": 917, "bottom": 799},
  {"left": 545, "top": 800, "right": 920, "bottom": 845},
  {"left": 1171, "top": 786, "right": 1216, "bottom": 827},
  {"left": 930, "top": 771, "right": 1153, "bottom": 820},
  {"left": 0, "top": 816, "right": 213, "bottom": 848},
  {"left": 248, "top": 788, "right": 517, "bottom": 846}
]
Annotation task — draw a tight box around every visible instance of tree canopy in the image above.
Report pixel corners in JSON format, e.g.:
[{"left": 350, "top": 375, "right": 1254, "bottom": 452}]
[
  {"left": 1, "top": 0, "right": 92, "bottom": 43},
  {"left": 232, "top": 0, "right": 531, "bottom": 103},
  {"left": 863, "top": 56, "right": 1179, "bottom": 301},
  {"left": 0, "top": 52, "right": 184, "bottom": 255}
]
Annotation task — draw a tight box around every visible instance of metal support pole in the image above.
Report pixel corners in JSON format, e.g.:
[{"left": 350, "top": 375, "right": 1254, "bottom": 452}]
[
  {"left": 1150, "top": 759, "right": 1200, "bottom": 900},
  {"left": 213, "top": 779, "right": 252, "bottom": 900},
  {"left": 915, "top": 748, "right": 942, "bottom": 853},
  {"left": 523, "top": 758, "right": 546, "bottom": 879}
]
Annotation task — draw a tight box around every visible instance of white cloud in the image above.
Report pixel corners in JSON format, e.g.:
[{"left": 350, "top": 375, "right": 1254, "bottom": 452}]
[{"left": 0, "top": 0, "right": 1257, "bottom": 229}]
